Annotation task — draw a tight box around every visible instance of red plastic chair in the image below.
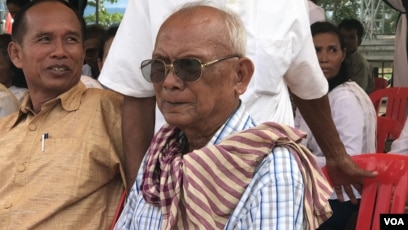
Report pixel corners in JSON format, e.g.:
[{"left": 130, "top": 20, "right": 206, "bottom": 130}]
[
  {"left": 110, "top": 190, "right": 127, "bottom": 230},
  {"left": 376, "top": 116, "right": 403, "bottom": 152},
  {"left": 374, "top": 78, "right": 388, "bottom": 91},
  {"left": 322, "top": 154, "right": 408, "bottom": 230},
  {"left": 369, "top": 87, "right": 408, "bottom": 126}
]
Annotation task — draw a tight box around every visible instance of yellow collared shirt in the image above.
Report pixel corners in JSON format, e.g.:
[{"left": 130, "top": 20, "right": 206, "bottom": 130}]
[{"left": 0, "top": 82, "right": 126, "bottom": 229}]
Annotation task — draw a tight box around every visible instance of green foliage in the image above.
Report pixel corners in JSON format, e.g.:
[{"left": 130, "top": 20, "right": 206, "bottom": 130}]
[
  {"left": 318, "top": 0, "right": 359, "bottom": 24},
  {"left": 316, "top": 0, "right": 400, "bottom": 35},
  {"left": 84, "top": 0, "right": 123, "bottom": 27},
  {"left": 84, "top": 11, "right": 123, "bottom": 26},
  {"left": 382, "top": 10, "right": 399, "bottom": 35}
]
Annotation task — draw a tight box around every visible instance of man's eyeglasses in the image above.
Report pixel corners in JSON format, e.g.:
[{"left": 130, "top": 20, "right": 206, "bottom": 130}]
[{"left": 140, "top": 54, "right": 240, "bottom": 83}]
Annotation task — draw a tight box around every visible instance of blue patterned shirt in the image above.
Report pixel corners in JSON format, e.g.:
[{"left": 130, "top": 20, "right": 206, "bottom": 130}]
[{"left": 115, "top": 104, "right": 305, "bottom": 229}]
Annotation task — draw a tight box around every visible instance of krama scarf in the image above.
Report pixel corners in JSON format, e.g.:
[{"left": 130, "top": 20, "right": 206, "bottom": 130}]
[{"left": 141, "top": 122, "right": 333, "bottom": 229}]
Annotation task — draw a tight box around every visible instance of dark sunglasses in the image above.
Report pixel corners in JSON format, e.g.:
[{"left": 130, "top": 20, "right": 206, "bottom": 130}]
[{"left": 140, "top": 54, "right": 240, "bottom": 83}]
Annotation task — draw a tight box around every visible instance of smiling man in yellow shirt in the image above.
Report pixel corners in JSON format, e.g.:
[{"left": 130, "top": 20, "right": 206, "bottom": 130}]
[{"left": 0, "top": 0, "right": 126, "bottom": 229}]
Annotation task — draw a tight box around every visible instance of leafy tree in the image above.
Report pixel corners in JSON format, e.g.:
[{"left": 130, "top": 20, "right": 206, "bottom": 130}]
[
  {"left": 84, "top": 0, "right": 123, "bottom": 26},
  {"left": 318, "top": 0, "right": 360, "bottom": 24},
  {"left": 316, "top": 0, "right": 399, "bottom": 36}
]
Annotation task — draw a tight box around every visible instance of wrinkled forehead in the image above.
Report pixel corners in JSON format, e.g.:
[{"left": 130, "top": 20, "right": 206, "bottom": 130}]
[{"left": 154, "top": 9, "right": 230, "bottom": 56}]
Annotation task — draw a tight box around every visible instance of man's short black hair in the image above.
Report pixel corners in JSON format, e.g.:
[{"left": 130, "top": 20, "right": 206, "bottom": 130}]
[
  {"left": 6, "top": 0, "right": 30, "bottom": 8},
  {"left": 338, "top": 18, "right": 365, "bottom": 40},
  {"left": 11, "top": 0, "right": 86, "bottom": 44}
]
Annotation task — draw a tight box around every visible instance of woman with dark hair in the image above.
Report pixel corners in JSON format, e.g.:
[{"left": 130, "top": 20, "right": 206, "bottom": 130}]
[{"left": 295, "top": 21, "right": 376, "bottom": 229}]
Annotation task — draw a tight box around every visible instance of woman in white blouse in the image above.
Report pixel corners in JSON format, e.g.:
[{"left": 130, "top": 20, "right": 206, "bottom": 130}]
[{"left": 295, "top": 21, "right": 377, "bottom": 230}]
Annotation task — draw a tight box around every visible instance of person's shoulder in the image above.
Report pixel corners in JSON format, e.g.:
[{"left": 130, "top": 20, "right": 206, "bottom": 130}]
[
  {"left": 84, "top": 86, "right": 122, "bottom": 98},
  {"left": 102, "top": 89, "right": 123, "bottom": 102},
  {"left": 331, "top": 82, "right": 359, "bottom": 97},
  {"left": 0, "top": 84, "right": 14, "bottom": 97},
  {"left": 345, "top": 80, "right": 367, "bottom": 89},
  {"left": 78, "top": 85, "right": 123, "bottom": 117},
  {"left": 352, "top": 51, "right": 370, "bottom": 65},
  {"left": 331, "top": 82, "right": 369, "bottom": 109},
  {"left": 0, "top": 82, "right": 8, "bottom": 90},
  {"left": 0, "top": 111, "right": 19, "bottom": 130},
  {"left": 255, "top": 146, "right": 302, "bottom": 181},
  {"left": 0, "top": 89, "right": 11, "bottom": 98},
  {"left": 80, "top": 75, "right": 103, "bottom": 89},
  {"left": 0, "top": 84, "right": 19, "bottom": 114},
  {"left": 341, "top": 81, "right": 369, "bottom": 95},
  {"left": 242, "top": 146, "right": 304, "bottom": 206}
]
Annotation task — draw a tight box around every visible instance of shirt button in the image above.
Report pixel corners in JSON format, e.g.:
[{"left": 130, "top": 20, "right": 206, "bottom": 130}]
[
  {"left": 4, "top": 203, "right": 12, "bottom": 209},
  {"left": 28, "top": 123, "right": 37, "bottom": 131},
  {"left": 17, "top": 164, "right": 26, "bottom": 172}
]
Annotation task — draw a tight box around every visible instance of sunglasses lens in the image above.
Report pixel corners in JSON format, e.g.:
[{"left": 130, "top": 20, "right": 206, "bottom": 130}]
[
  {"left": 141, "top": 58, "right": 203, "bottom": 83},
  {"left": 141, "top": 59, "right": 166, "bottom": 83},
  {"left": 174, "top": 58, "right": 202, "bottom": 82}
]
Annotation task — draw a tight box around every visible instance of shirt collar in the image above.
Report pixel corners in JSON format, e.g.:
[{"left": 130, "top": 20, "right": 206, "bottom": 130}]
[
  {"left": 11, "top": 82, "right": 87, "bottom": 127},
  {"left": 209, "top": 101, "right": 256, "bottom": 145},
  {"left": 56, "top": 81, "right": 86, "bottom": 112}
]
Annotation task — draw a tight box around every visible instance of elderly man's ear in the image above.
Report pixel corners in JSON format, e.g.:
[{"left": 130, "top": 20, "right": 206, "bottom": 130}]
[{"left": 234, "top": 57, "right": 254, "bottom": 96}]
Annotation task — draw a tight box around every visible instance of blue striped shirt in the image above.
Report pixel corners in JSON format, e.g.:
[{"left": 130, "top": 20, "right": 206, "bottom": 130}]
[{"left": 115, "top": 104, "right": 305, "bottom": 229}]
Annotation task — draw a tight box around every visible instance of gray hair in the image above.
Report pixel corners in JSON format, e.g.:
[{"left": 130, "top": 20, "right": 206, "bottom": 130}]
[{"left": 175, "top": 1, "right": 247, "bottom": 56}]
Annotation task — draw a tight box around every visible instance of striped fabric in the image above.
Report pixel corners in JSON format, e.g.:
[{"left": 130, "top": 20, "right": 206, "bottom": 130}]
[{"left": 142, "top": 122, "right": 333, "bottom": 230}]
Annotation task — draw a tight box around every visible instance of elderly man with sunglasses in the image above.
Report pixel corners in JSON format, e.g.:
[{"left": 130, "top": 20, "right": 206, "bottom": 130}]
[
  {"left": 100, "top": 0, "right": 377, "bottom": 205},
  {"left": 113, "top": 4, "right": 333, "bottom": 230}
]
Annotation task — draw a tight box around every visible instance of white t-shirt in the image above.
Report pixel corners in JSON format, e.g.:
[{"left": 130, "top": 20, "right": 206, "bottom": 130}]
[
  {"left": 307, "top": 1, "right": 326, "bottom": 24},
  {"left": 99, "top": 0, "right": 328, "bottom": 130}
]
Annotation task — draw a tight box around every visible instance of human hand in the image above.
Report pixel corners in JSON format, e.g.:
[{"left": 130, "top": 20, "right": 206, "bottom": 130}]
[{"left": 325, "top": 155, "right": 377, "bottom": 204}]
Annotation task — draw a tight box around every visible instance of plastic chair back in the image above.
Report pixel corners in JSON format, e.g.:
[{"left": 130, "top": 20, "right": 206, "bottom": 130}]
[
  {"left": 369, "top": 87, "right": 408, "bottom": 126},
  {"left": 376, "top": 116, "right": 403, "bottom": 152},
  {"left": 322, "top": 154, "right": 408, "bottom": 230},
  {"left": 110, "top": 190, "right": 127, "bottom": 230},
  {"left": 374, "top": 78, "right": 388, "bottom": 91}
]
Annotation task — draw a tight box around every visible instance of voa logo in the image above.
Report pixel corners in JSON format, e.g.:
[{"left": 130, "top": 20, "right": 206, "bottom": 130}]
[
  {"left": 380, "top": 214, "right": 408, "bottom": 230},
  {"left": 383, "top": 217, "right": 404, "bottom": 226}
]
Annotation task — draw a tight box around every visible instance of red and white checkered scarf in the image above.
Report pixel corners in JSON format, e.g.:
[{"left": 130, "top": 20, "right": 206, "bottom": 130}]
[{"left": 141, "top": 122, "right": 333, "bottom": 229}]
